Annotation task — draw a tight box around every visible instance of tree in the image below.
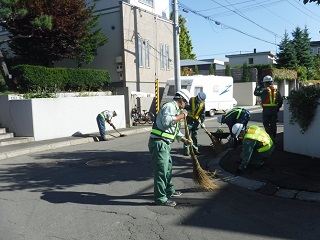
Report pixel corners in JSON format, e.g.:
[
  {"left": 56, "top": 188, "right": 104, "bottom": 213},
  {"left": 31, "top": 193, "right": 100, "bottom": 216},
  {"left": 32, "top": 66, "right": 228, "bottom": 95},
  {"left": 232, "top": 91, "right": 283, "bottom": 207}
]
[
  {"left": 225, "top": 64, "right": 231, "bottom": 76},
  {"left": 194, "top": 65, "right": 199, "bottom": 74},
  {"left": 242, "top": 62, "right": 250, "bottom": 82},
  {"left": 292, "top": 26, "right": 314, "bottom": 79},
  {"left": 209, "top": 64, "right": 214, "bottom": 75},
  {"left": 170, "top": 13, "right": 196, "bottom": 59},
  {"left": 292, "top": 26, "right": 313, "bottom": 69},
  {"left": 303, "top": 0, "right": 320, "bottom": 4},
  {"left": 4, "top": 0, "right": 107, "bottom": 67},
  {"left": 74, "top": 13, "right": 108, "bottom": 68},
  {"left": 0, "top": 0, "right": 52, "bottom": 87},
  {"left": 276, "top": 30, "right": 298, "bottom": 69},
  {"left": 179, "top": 15, "right": 196, "bottom": 60}
]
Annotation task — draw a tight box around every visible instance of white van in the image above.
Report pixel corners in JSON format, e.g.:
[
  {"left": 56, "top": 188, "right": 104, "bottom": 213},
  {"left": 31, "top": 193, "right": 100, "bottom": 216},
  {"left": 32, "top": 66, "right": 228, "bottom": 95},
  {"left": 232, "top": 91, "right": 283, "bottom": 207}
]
[{"left": 161, "top": 75, "right": 237, "bottom": 116}]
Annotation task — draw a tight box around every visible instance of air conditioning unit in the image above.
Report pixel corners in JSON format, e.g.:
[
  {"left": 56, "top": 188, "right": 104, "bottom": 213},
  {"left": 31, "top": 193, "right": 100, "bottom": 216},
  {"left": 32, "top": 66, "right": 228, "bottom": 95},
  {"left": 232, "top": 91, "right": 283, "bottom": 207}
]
[{"left": 116, "top": 56, "right": 122, "bottom": 63}]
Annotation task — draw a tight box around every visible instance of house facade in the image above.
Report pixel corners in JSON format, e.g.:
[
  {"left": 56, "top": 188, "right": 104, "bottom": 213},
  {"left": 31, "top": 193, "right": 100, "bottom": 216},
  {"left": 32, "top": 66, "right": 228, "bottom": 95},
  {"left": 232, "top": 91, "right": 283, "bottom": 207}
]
[
  {"left": 310, "top": 41, "right": 320, "bottom": 55},
  {"left": 0, "top": 0, "right": 174, "bottom": 127},
  {"left": 225, "top": 50, "right": 276, "bottom": 68},
  {"left": 180, "top": 59, "right": 226, "bottom": 75},
  {"left": 57, "top": 0, "right": 174, "bottom": 125}
]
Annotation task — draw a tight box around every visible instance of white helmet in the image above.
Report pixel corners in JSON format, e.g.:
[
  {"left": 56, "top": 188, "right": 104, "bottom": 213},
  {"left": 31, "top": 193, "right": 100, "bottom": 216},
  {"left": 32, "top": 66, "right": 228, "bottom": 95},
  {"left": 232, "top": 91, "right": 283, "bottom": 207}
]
[
  {"left": 113, "top": 110, "right": 119, "bottom": 116},
  {"left": 232, "top": 123, "right": 244, "bottom": 138},
  {"left": 217, "top": 115, "right": 223, "bottom": 124},
  {"left": 174, "top": 89, "right": 190, "bottom": 102},
  {"left": 263, "top": 75, "right": 273, "bottom": 82}
]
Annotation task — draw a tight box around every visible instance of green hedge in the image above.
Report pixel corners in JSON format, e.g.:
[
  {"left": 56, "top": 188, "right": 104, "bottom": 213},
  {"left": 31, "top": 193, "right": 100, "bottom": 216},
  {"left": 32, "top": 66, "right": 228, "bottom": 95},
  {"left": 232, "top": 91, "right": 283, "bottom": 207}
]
[{"left": 12, "top": 65, "right": 110, "bottom": 92}]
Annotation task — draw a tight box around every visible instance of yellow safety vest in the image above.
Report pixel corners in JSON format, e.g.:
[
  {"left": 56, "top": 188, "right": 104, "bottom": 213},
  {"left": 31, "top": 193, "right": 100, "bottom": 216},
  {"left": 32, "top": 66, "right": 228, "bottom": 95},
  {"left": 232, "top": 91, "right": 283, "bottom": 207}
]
[
  {"left": 225, "top": 108, "right": 242, "bottom": 120},
  {"left": 244, "top": 125, "right": 273, "bottom": 152},
  {"left": 187, "top": 97, "right": 204, "bottom": 120},
  {"left": 151, "top": 102, "right": 180, "bottom": 140}
]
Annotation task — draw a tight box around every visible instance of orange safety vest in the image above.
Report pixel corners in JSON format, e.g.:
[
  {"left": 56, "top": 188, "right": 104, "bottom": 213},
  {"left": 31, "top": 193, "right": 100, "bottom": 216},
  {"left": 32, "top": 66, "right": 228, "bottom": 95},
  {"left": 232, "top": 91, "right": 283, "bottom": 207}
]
[
  {"left": 262, "top": 86, "right": 278, "bottom": 107},
  {"left": 187, "top": 97, "right": 204, "bottom": 120},
  {"left": 244, "top": 125, "right": 273, "bottom": 152}
]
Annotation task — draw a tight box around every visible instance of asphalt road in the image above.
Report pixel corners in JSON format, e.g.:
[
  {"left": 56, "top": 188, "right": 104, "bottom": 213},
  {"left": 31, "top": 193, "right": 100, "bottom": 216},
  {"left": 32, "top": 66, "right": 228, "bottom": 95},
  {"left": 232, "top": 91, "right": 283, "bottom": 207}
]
[{"left": 0, "top": 110, "right": 320, "bottom": 240}]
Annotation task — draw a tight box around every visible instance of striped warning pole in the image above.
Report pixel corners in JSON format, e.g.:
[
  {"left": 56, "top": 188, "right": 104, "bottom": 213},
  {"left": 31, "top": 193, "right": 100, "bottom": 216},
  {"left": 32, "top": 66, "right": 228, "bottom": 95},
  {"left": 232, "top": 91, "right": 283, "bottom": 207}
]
[{"left": 155, "top": 79, "right": 160, "bottom": 114}]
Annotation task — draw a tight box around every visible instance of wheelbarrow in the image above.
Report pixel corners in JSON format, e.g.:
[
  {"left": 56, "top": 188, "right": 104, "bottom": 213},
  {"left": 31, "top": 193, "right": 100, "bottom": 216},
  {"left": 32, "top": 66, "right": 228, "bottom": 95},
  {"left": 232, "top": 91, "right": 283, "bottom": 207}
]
[{"left": 209, "top": 132, "right": 230, "bottom": 142}]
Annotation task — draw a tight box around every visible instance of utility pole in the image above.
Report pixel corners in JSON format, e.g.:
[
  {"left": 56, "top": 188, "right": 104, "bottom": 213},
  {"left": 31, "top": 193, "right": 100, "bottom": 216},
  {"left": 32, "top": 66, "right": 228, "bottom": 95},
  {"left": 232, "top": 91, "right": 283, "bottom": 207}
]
[{"left": 173, "top": 0, "right": 181, "bottom": 92}]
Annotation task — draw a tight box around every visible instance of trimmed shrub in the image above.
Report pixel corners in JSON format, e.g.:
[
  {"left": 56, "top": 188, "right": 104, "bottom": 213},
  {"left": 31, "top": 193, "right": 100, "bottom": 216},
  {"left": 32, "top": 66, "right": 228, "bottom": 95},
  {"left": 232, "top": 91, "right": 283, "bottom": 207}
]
[{"left": 12, "top": 65, "right": 110, "bottom": 93}]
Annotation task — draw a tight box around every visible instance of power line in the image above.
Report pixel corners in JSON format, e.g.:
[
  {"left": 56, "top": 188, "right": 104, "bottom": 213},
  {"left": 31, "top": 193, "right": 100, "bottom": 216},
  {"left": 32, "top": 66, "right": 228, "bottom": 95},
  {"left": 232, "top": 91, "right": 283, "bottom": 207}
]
[
  {"left": 210, "top": 0, "right": 281, "bottom": 38},
  {"left": 178, "top": 2, "right": 278, "bottom": 46}
]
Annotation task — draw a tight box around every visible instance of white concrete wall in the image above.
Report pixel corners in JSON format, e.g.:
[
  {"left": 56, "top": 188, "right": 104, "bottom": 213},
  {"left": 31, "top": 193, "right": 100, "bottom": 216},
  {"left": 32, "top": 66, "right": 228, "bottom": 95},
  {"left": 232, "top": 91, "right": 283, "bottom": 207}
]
[
  {"left": 0, "top": 95, "right": 125, "bottom": 141},
  {"left": 233, "top": 82, "right": 257, "bottom": 106},
  {"left": 283, "top": 99, "right": 320, "bottom": 158}
]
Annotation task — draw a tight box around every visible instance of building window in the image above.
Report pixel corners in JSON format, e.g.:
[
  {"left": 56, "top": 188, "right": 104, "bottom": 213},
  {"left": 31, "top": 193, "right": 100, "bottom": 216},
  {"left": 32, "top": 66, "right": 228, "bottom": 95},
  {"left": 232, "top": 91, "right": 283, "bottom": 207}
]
[
  {"left": 139, "top": 0, "right": 153, "bottom": 7},
  {"left": 318, "top": 48, "right": 320, "bottom": 54},
  {"left": 248, "top": 58, "right": 253, "bottom": 64},
  {"left": 165, "top": 44, "right": 170, "bottom": 70},
  {"left": 138, "top": 38, "right": 144, "bottom": 67},
  {"left": 160, "top": 44, "right": 164, "bottom": 69},
  {"left": 145, "top": 40, "right": 150, "bottom": 68}
]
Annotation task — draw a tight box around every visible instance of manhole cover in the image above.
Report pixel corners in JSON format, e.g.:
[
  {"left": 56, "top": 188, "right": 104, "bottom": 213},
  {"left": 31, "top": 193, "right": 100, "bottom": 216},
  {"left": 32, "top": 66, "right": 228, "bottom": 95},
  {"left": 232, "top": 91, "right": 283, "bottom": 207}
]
[
  {"left": 86, "top": 159, "right": 115, "bottom": 166},
  {"left": 27, "top": 162, "right": 58, "bottom": 168}
]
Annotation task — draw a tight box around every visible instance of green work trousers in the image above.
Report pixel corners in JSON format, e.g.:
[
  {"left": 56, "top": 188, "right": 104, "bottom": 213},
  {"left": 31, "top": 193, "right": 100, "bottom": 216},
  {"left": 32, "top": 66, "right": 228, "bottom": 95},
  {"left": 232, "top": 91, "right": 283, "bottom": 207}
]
[
  {"left": 148, "top": 138, "right": 175, "bottom": 204},
  {"left": 262, "top": 107, "right": 279, "bottom": 140}
]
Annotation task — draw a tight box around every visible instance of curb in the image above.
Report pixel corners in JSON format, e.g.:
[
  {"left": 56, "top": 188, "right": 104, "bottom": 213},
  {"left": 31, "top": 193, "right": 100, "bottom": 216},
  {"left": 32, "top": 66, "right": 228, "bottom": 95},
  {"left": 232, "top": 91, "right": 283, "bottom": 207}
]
[
  {"left": 0, "top": 127, "right": 152, "bottom": 161},
  {"left": 208, "top": 148, "right": 320, "bottom": 203}
]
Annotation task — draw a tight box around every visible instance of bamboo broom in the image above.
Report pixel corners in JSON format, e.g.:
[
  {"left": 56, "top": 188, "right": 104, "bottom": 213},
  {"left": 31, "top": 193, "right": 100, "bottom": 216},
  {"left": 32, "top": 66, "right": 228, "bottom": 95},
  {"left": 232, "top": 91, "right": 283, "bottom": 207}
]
[
  {"left": 198, "top": 121, "right": 223, "bottom": 155},
  {"left": 184, "top": 116, "right": 218, "bottom": 191}
]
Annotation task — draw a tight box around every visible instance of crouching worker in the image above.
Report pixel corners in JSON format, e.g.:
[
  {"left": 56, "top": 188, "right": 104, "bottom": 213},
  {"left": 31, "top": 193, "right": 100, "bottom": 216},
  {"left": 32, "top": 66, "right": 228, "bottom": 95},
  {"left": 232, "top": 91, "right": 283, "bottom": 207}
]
[
  {"left": 96, "top": 110, "right": 118, "bottom": 141},
  {"left": 217, "top": 107, "right": 251, "bottom": 148},
  {"left": 148, "top": 89, "right": 193, "bottom": 207},
  {"left": 232, "top": 123, "right": 275, "bottom": 175}
]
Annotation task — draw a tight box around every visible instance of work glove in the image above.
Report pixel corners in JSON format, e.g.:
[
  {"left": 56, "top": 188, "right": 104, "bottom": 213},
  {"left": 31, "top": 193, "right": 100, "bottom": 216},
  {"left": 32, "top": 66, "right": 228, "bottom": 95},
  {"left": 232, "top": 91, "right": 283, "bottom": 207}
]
[
  {"left": 179, "top": 109, "right": 188, "bottom": 117},
  {"left": 182, "top": 137, "right": 193, "bottom": 146},
  {"left": 110, "top": 123, "right": 116, "bottom": 129},
  {"left": 201, "top": 122, "right": 205, "bottom": 128}
]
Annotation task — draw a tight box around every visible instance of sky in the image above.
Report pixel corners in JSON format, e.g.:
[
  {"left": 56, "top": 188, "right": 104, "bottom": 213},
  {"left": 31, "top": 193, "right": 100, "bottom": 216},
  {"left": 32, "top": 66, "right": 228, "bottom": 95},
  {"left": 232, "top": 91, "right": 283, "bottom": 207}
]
[{"left": 172, "top": 0, "right": 320, "bottom": 62}]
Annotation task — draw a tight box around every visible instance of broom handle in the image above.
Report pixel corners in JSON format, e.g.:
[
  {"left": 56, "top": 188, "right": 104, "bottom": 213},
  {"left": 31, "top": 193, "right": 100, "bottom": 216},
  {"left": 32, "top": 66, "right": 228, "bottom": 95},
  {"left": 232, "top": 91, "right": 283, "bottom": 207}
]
[
  {"left": 183, "top": 116, "right": 194, "bottom": 154},
  {"left": 198, "top": 120, "right": 214, "bottom": 138}
]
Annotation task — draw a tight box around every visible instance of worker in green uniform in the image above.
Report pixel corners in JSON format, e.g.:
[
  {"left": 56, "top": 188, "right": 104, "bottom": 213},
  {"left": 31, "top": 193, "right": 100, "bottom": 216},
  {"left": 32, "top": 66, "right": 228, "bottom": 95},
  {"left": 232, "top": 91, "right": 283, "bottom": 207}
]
[
  {"left": 184, "top": 92, "right": 206, "bottom": 155},
  {"left": 232, "top": 123, "right": 275, "bottom": 175},
  {"left": 148, "top": 89, "right": 193, "bottom": 207},
  {"left": 254, "top": 75, "right": 283, "bottom": 141}
]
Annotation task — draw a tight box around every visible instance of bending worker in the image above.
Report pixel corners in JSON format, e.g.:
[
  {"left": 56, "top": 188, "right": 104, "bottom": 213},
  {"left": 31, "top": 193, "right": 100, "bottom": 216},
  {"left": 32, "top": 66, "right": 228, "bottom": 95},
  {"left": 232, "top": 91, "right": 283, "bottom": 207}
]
[
  {"left": 96, "top": 110, "right": 118, "bottom": 141},
  {"left": 254, "top": 75, "right": 283, "bottom": 141},
  {"left": 148, "top": 89, "right": 193, "bottom": 207},
  {"left": 184, "top": 92, "right": 206, "bottom": 156},
  {"left": 232, "top": 123, "right": 275, "bottom": 174},
  {"left": 217, "top": 107, "right": 251, "bottom": 147}
]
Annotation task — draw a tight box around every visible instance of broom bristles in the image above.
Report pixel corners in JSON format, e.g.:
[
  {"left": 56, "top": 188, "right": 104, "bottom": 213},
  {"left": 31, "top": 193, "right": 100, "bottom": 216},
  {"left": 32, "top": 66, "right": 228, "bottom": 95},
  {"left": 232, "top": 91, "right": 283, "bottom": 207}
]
[
  {"left": 191, "top": 151, "right": 219, "bottom": 191},
  {"left": 208, "top": 134, "right": 223, "bottom": 154},
  {"left": 184, "top": 116, "right": 218, "bottom": 191}
]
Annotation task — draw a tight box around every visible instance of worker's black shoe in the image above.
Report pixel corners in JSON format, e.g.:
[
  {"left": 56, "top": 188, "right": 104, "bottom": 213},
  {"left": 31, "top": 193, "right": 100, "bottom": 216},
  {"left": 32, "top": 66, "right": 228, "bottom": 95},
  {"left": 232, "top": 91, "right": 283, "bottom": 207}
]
[{"left": 101, "top": 136, "right": 108, "bottom": 141}]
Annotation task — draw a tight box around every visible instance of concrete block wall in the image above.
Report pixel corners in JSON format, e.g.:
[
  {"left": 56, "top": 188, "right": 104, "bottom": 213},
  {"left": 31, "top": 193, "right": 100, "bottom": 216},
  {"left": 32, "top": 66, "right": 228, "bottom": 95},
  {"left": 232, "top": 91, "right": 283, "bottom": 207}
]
[{"left": 0, "top": 94, "right": 125, "bottom": 141}]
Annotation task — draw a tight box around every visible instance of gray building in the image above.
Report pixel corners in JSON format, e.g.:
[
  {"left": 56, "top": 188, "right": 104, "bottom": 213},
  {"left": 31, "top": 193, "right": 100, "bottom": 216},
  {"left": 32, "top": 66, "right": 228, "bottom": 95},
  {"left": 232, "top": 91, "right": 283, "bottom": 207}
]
[{"left": 226, "top": 49, "right": 276, "bottom": 68}]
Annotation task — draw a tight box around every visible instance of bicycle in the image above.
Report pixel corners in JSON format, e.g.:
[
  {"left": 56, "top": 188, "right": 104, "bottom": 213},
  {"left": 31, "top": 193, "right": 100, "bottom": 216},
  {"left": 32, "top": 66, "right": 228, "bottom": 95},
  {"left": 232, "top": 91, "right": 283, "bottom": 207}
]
[{"left": 131, "top": 106, "right": 155, "bottom": 124}]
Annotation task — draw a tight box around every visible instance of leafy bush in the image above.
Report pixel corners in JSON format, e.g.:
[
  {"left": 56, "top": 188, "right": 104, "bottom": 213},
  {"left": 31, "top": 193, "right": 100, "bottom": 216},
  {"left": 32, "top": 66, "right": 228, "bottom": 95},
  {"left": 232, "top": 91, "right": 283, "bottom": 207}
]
[
  {"left": 287, "top": 85, "right": 320, "bottom": 133},
  {"left": 11, "top": 65, "right": 110, "bottom": 93}
]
